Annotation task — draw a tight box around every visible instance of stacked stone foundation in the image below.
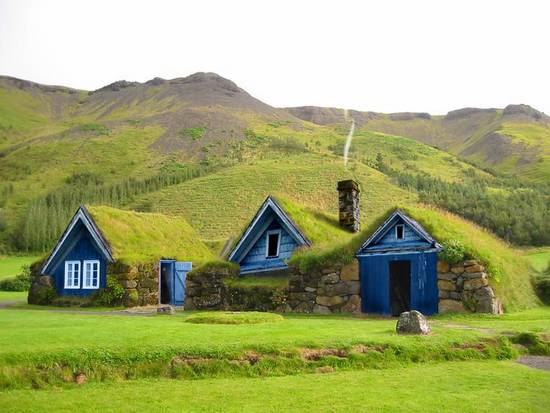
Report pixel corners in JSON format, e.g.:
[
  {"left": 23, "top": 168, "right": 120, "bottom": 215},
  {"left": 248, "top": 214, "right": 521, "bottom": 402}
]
[
  {"left": 286, "top": 262, "right": 361, "bottom": 314},
  {"left": 437, "top": 260, "right": 502, "bottom": 314}
]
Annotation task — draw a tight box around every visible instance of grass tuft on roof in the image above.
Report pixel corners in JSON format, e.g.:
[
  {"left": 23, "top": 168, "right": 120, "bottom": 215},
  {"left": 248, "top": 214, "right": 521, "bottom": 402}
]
[{"left": 85, "top": 205, "right": 214, "bottom": 265}]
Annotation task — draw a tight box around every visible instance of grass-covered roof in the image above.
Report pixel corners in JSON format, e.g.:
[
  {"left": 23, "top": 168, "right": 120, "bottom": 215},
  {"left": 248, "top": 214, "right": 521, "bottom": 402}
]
[
  {"left": 86, "top": 205, "right": 214, "bottom": 265},
  {"left": 289, "top": 203, "right": 539, "bottom": 311}
]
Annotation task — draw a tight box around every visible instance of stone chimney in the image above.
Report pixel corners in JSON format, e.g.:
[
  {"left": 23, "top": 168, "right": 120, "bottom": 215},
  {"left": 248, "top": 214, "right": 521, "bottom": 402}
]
[{"left": 337, "top": 180, "right": 360, "bottom": 232}]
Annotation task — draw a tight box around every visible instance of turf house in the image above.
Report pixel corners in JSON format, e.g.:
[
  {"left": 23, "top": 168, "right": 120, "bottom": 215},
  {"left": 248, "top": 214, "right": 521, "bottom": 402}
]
[
  {"left": 29, "top": 205, "right": 213, "bottom": 307},
  {"left": 30, "top": 180, "right": 504, "bottom": 315}
]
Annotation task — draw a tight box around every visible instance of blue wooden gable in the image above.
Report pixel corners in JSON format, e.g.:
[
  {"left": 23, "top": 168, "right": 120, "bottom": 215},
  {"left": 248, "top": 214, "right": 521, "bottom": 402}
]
[
  {"left": 356, "top": 210, "right": 442, "bottom": 316},
  {"left": 228, "top": 196, "right": 310, "bottom": 274},
  {"left": 357, "top": 209, "right": 442, "bottom": 255},
  {"left": 42, "top": 206, "right": 113, "bottom": 297}
]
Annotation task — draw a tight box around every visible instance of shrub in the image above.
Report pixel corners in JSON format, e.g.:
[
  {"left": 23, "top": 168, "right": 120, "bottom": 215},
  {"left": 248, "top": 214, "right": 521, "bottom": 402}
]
[
  {"left": 511, "top": 332, "right": 550, "bottom": 355},
  {"left": 439, "top": 240, "right": 466, "bottom": 264},
  {"left": 179, "top": 126, "right": 205, "bottom": 140},
  {"left": 185, "top": 311, "right": 283, "bottom": 325},
  {"left": 534, "top": 274, "right": 550, "bottom": 305},
  {"left": 92, "top": 276, "right": 125, "bottom": 306},
  {"left": 0, "top": 265, "right": 31, "bottom": 291}
]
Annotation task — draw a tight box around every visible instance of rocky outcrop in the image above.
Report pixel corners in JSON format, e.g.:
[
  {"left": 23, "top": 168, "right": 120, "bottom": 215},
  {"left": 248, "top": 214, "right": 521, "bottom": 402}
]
[
  {"left": 396, "top": 310, "right": 431, "bottom": 335},
  {"left": 287, "top": 262, "right": 360, "bottom": 314},
  {"left": 437, "top": 260, "right": 502, "bottom": 314}
]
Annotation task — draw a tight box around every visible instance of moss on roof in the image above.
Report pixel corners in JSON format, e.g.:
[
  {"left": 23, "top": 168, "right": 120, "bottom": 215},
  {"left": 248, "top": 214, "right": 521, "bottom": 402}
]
[{"left": 86, "top": 205, "right": 214, "bottom": 265}]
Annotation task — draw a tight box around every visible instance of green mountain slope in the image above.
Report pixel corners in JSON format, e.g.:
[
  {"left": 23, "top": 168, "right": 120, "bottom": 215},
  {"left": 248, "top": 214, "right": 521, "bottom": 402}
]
[
  {"left": 0, "top": 73, "right": 547, "bottom": 256},
  {"left": 288, "top": 105, "right": 550, "bottom": 183}
]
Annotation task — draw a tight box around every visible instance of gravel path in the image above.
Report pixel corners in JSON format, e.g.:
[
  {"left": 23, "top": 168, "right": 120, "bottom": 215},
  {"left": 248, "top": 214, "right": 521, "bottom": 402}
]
[{"left": 517, "top": 356, "right": 550, "bottom": 371}]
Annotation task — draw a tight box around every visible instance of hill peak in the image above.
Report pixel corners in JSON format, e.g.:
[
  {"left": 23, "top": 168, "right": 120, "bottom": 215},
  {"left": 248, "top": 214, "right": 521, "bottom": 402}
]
[{"left": 503, "top": 104, "right": 548, "bottom": 121}]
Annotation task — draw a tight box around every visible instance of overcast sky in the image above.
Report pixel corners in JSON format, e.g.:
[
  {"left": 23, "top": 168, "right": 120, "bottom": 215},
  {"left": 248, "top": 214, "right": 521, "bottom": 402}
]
[{"left": 1, "top": 0, "right": 549, "bottom": 114}]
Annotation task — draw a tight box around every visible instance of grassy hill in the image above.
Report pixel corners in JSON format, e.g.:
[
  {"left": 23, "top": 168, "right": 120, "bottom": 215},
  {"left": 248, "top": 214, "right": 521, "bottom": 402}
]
[
  {"left": 288, "top": 105, "right": 550, "bottom": 183},
  {"left": 0, "top": 72, "right": 547, "bottom": 308}
]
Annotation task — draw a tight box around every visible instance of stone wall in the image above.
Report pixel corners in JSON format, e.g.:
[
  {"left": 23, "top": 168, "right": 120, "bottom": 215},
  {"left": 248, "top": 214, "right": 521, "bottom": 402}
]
[
  {"left": 287, "top": 262, "right": 361, "bottom": 314},
  {"left": 437, "top": 259, "right": 502, "bottom": 314},
  {"left": 111, "top": 262, "right": 159, "bottom": 307},
  {"left": 185, "top": 262, "right": 284, "bottom": 311}
]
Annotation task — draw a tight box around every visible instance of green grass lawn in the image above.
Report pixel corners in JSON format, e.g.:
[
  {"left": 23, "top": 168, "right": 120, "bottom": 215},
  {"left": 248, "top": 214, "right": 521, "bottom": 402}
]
[
  {"left": 0, "top": 361, "right": 548, "bottom": 413},
  {"left": 0, "top": 256, "right": 39, "bottom": 281},
  {"left": 0, "top": 308, "right": 488, "bottom": 358},
  {"left": 0, "top": 291, "right": 27, "bottom": 303}
]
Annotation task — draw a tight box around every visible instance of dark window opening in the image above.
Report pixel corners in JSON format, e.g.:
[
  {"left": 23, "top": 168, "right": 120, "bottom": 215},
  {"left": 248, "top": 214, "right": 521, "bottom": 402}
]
[
  {"left": 396, "top": 225, "right": 404, "bottom": 240},
  {"left": 267, "top": 232, "right": 280, "bottom": 258}
]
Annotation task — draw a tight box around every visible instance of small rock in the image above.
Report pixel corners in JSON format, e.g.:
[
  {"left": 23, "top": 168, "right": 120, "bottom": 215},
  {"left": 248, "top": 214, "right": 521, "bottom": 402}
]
[
  {"left": 437, "top": 272, "right": 457, "bottom": 281},
  {"left": 450, "top": 266, "right": 464, "bottom": 274},
  {"left": 157, "top": 305, "right": 176, "bottom": 315},
  {"left": 312, "top": 304, "right": 331, "bottom": 314},
  {"left": 340, "top": 262, "right": 359, "bottom": 281},
  {"left": 341, "top": 295, "right": 361, "bottom": 313},
  {"left": 437, "top": 261, "right": 450, "bottom": 273},
  {"left": 463, "top": 271, "right": 486, "bottom": 279},
  {"left": 316, "top": 295, "right": 345, "bottom": 307},
  {"left": 439, "top": 299, "right": 466, "bottom": 313},
  {"left": 75, "top": 373, "right": 87, "bottom": 385},
  {"left": 320, "top": 273, "right": 340, "bottom": 284},
  {"left": 438, "top": 289, "right": 450, "bottom": 299},
  {"left": 396, "top": 310, "right": 431, "bottom": 335},
  {"left": 437, "top": 280, "right": 456, "bottom": 291},
  {"left": 462, "top": 260, "right": 478, "bottom": 267},
  {"left": 465, "top": 264, "right": 485, "bottom": 273},
  {"left": 463, "top": 276, "right": 488, "bottom": 290},
  {"left": 304, "top": 286, "right": 317, "bottom": 293}
]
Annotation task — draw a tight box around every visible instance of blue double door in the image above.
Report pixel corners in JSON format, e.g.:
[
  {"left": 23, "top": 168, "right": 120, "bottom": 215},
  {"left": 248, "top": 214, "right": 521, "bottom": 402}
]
[{"left": 160, "top": 260, "right": 192, "bottom": 306}]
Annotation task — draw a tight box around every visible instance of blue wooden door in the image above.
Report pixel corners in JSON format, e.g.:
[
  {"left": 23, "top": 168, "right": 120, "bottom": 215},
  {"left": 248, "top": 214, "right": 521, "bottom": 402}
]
[{"left": 172, "top": 261, "right": 192, "bottom": 306}]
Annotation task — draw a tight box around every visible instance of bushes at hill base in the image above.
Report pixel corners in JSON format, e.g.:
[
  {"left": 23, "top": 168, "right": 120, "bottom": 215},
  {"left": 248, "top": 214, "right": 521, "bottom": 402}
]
[
  {"left": 534, "top": 263, "right": 550, "bottom": 304},
  {"left": 0, "top": 265, "right": 31, "bottom": 291}
]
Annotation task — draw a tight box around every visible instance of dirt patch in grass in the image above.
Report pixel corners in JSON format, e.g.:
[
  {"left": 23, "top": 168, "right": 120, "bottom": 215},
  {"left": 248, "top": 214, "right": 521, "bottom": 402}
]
[
  {"left": 300, "top": 348, "right": 349, "bottom": 361},
  {"left": 517, "top": 356, "right": 550, "bottom": 371}
]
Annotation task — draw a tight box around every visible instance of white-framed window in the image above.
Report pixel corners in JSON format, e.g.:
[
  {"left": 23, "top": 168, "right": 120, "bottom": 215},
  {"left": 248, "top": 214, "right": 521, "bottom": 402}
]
[
  {"left": 395, "top": 224, "right": 405, "bottom": 240},
  {"left": 83, "top": 260, "right": 100, "bottom": 289},
  {"left": 64, "top": 261, "right": 81, "bottom": 289},
  {"left": 265, "top": 230, "right": 281, "bottom": 258}
]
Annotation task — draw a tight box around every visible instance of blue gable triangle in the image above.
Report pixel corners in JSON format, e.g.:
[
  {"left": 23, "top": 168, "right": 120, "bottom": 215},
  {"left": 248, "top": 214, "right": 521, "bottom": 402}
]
[
  {"left": 357, "top": 210, "right": 442, "bottom": 256},
  {"left": 228, "top": 196, "right": 311, "bottom": 264}
]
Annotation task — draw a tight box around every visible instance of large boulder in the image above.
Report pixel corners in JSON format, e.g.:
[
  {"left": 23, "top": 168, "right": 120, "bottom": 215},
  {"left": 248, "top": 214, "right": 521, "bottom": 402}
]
[{"left": 396, "top": 310, "right": 431, "bottom": 335}]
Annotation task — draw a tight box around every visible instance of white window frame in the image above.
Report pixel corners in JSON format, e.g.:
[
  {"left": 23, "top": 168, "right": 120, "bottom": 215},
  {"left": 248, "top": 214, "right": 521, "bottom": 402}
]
[
  {"left": 64, "top": 260, "right": 81, "bottom": 289},
  {"left": 395, "top": 224, "right": 405, "bottom": 240},
  {"left": 83, "top": 260, "right": 100, "bottom": 289},
  {"left": 265, "top": 230, "right": 281, "bottom": 258}
]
